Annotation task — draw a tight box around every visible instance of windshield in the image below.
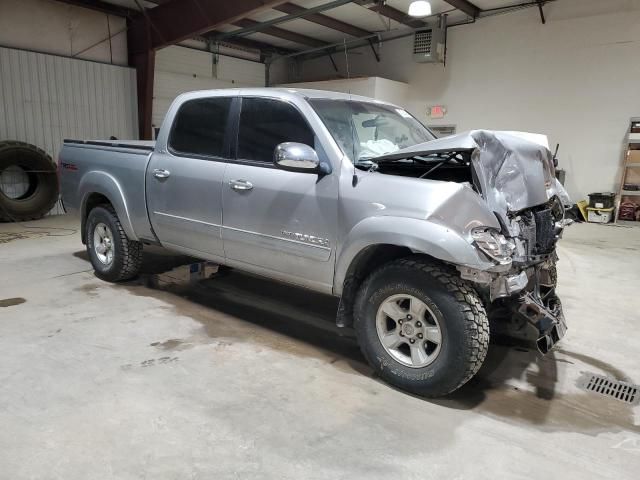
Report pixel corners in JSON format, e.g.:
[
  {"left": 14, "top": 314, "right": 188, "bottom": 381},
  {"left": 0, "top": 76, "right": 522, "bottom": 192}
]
[{"left": 309, "top": 99, "right": 435, "bottom": 164}]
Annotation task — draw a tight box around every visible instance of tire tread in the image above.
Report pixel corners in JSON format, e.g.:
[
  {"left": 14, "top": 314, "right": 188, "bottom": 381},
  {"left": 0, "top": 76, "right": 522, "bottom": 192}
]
[
  {"left": 0, "top": 140, "right": 59, "bottom": 221},
  {"left": 354, "top": 256, "right": 490, "bottom": 396},
  {"left": 88, "top": 204, "right": 142, "bottom": 281}
]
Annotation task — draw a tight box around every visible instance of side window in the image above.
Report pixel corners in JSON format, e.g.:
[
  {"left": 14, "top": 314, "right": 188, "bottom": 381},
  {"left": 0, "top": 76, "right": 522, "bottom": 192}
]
[
  {"left": 237, "top": 98, "right": 315, "bottom": 163},
  {"left": 169, "top": 97, "right": 232, "bottom": 157}
]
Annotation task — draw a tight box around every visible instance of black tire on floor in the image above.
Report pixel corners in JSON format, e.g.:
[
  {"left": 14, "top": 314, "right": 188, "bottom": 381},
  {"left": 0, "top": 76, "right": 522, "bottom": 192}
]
[
  {"left": 86, "top": 205, "right": 142, "bottom": 282},
  {"left": 354, "top": 257, "right": 490, "bottom": 397},
  {"left": 0, "top": 140, "right": 59, "bottom": 221}
]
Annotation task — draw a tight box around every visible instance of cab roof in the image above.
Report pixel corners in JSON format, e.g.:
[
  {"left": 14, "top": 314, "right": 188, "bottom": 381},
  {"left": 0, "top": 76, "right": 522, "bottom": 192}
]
[{"left": 181, "top": 87, "right": 398, "bottom": 107}]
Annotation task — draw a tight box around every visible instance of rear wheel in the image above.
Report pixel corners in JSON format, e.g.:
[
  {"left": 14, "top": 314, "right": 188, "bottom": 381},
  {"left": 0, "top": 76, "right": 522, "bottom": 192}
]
[
  {"left": 86, "top": 205, "right": 142, "bottom": 282},
  {"left": 354, "top": 257, "right": 490, "bottom": 397}
]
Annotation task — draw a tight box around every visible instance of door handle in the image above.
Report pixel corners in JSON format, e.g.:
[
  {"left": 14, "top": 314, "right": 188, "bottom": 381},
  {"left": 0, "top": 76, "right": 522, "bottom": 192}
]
[
  {"left": 153, "top": 168, "right": 170, "bottom": 179},
  {"left": 229, "top": 179, "right": 253, "bottom": 191}
]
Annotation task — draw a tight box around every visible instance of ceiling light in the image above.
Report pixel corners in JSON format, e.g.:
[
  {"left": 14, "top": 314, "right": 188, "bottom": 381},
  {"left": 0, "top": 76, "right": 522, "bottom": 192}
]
[{"left": 408, "top": 1, "right": 432, "bottom": 18}]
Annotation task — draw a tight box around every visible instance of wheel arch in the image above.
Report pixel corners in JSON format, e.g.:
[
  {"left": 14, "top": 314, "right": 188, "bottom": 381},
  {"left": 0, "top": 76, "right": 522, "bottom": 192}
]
[
  {"left": 79, "top": 171, "right": 137, "bottom": 244},
  {"left": 333, "top": 216, "right": 493, "bottom": 327}
]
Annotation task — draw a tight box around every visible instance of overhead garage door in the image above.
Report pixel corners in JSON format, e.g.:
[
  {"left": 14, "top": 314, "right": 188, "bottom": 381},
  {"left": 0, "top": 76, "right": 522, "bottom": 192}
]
[{"left": 152, "top": 45, "right": 265, "bottom": 134}]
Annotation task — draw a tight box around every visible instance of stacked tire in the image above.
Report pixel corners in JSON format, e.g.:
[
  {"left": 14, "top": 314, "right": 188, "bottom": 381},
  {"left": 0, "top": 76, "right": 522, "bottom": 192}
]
[{"left": 0, "top": 140, "right": 59, "bottom": 221}]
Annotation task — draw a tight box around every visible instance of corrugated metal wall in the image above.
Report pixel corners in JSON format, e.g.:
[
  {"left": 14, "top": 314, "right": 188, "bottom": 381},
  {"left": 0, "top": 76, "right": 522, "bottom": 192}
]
[
  {"left": 0, "top": 46, "right": 138, "bottom": 215},
  {"left": 0, "top": 46, "right": 138, "bottom": 159},
  {"left": 153, "top": 46, "right": 265, "bottom": 131}
]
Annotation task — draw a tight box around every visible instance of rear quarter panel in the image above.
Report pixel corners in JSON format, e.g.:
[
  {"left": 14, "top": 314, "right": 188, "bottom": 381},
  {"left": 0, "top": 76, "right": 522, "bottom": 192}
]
[{"left": 59, "top": 143, "right": 155, "bottom": 241}]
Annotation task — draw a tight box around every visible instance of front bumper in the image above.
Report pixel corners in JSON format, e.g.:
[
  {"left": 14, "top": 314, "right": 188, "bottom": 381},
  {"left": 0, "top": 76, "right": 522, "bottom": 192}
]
[
  {"left": 462, "top": 260, "right": 567, "bottom": 353},
  {"left": 509, "top": 290, "right": 567, "bottom": 353}
]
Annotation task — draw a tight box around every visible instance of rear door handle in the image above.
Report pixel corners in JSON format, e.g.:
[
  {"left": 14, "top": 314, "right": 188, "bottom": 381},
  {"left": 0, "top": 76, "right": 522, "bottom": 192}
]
[
  {"left": 153, "top": 168, "right": 170, "bottom": 179},
  {"left": 229, "top": 179, "right": 253, "bottom": 191}
]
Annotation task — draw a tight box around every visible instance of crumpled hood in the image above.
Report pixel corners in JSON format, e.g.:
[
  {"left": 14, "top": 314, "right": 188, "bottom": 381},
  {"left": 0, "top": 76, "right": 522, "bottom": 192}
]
[{"left": 374, "top": 130, "right": 570, "bottom": 220}]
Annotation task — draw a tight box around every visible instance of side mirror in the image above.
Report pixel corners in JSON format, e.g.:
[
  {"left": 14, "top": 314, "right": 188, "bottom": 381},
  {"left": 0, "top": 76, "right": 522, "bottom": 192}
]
[{"left": 274, "top": 142, "right": 321, "bottom": 173}]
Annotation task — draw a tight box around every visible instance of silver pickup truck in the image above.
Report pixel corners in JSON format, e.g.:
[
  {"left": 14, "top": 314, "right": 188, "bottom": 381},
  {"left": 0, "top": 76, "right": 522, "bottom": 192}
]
[{"left": 60, "top": 88, "right": 567, "bottom": 397}]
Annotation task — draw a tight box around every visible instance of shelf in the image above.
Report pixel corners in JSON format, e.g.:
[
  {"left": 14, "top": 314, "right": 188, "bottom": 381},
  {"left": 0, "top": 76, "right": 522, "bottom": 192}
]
[
  {"left": 626, "top": 163, "right": 640, "bottom": 167},
  {"left": 621, "top": 190, "right": 640, "bottom": 196}
]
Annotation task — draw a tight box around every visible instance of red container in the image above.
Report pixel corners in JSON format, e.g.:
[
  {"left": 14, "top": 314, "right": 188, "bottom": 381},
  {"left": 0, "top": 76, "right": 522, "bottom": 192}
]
[{"left": 618, "top": 202, "right": 638, "bottom": 221}]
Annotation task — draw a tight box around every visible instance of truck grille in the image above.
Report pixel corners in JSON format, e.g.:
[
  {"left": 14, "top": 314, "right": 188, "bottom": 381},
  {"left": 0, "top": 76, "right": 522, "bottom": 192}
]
[
  {"left": 515, "top": 206, "right": 558, "bottom": 259},
  {"left": 533, "top": 208, "right": 555, "bottom": 254}
]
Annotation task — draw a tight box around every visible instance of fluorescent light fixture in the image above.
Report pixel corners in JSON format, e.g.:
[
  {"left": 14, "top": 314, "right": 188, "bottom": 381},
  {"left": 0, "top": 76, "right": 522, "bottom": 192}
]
[{"left": 408, "top": 1, "right": 432, "bottom": 17}]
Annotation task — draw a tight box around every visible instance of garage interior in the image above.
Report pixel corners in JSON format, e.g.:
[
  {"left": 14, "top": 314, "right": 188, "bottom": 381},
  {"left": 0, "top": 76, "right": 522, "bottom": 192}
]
[{"left": 1, "top": 0, "right": 639, "bottom": 478}]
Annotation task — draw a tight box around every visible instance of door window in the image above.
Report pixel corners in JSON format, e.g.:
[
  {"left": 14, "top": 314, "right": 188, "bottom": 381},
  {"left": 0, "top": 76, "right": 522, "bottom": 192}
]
[
  {"left": 237, "top": 98, "right": 314, "bottom": 163},
  {"left": 169, "top": 97, "right": 232, "bottom": 157}
]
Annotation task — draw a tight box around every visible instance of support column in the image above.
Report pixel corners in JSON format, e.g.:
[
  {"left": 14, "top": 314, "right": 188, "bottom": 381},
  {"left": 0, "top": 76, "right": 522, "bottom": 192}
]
[
  {"left": 130, "top": 50, "right": 155, "bottom": 140},
  {"left": 128, "top": 18, "right": 155, "bottom": 140}
]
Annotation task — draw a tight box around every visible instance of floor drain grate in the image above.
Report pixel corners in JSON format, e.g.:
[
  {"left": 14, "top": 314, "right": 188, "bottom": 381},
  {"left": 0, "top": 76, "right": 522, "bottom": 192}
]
[{"left": 578, "top": 373, "right": 640, "bottom": 405}]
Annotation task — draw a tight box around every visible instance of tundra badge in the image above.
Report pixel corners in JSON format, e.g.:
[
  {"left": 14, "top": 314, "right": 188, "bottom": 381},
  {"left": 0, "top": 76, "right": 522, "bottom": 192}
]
[{"left": 281, "top": 230, "right": 330, "bottom": 248}]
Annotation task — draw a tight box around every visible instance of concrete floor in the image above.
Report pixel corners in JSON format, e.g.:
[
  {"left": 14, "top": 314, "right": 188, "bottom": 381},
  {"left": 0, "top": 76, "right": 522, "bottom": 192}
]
[{"left": 1, "top": 215, "right": 639, "bottom": 479}]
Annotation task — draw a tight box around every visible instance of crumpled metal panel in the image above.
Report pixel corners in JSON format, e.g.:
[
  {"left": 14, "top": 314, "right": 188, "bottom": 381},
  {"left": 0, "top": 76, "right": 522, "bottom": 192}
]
[
  {"left": 374, "top": 129, "right": 568, "bottom": 221},
  {"left": 470, "top": 130, "right": 555, "bottom": 216}
]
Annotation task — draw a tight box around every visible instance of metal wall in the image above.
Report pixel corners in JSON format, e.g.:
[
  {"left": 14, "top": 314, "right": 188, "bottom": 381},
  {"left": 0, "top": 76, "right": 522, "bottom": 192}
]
[{"left": 0, "top": 46, "right": 138, "bottom": 160}]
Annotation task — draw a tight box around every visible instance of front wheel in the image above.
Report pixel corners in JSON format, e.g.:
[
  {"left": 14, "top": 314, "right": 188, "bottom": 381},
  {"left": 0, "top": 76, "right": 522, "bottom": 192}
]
[
  {"left": 354, "top": 257, "right": 489, "bottom": 397},
  {"left": 86, "top": 205, "right": 142, "bottom": 282}
]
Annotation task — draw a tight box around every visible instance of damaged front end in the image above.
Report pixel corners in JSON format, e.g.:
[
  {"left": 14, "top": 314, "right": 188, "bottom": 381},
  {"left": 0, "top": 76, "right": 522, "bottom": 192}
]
[
  {"left": 458, "top": 133, "right": 568, "bottom": 353},
  {"left": 458, "top": 196, "right": 568, "bottom": 353},
  {"left": 459, "top": 251, "right": 567, "bottom": 354},
  {"left": 376, "top": 130, "right": 569, "bottom": 353}
]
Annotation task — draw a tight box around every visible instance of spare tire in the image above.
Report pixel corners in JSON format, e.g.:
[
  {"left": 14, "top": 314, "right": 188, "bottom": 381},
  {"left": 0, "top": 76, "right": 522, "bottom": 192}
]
[{"left": 0, "top": 140, "right": 59, "bottom": 221}]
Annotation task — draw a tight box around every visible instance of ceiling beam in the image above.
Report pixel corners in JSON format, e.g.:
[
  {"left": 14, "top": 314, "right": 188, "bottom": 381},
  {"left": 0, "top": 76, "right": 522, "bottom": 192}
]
[
  {"left": 135, "top": 1, "right": 296, "bottom": 52},
  {"left": 232, "top": 19, "right": 329, "bottom": 48},
  {"left": 51, "top": 0, "right": 137, "bottom": 17},
  {"left": 205, "top": 32, "right": 297, "bottom": 54},
  {"left": 214, "top": 0, "right": 353, "bottom": 40},
  {"left": 128, "top": 0, "right": 291, "bottom": 52},
  {"left": 274, "top": 3, "right": 371, "bottom": 38},
  {"left": 443, "top": 0, "right": 480, "bottom": 18}
]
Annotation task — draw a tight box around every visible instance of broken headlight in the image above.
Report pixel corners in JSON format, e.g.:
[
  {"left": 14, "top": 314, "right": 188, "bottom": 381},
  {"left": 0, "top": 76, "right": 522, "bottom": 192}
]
[{"left": 471, "top": 227, "right": 516, "bottom": 265}]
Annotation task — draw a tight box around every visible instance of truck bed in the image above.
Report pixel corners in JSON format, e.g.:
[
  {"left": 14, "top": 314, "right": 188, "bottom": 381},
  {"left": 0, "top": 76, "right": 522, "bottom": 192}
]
[
  {"left": 63, "top": 139, "right": 155, "bottom": 151},
  {"left": 59, "top": 138, "right": 156, "bottom": 243}
]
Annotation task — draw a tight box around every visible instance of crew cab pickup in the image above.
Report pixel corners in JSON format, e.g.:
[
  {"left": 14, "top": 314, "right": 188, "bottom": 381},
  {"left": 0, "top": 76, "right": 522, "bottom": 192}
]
[{"left": 60, "top": 88, "right": 567, "bottom": 397}]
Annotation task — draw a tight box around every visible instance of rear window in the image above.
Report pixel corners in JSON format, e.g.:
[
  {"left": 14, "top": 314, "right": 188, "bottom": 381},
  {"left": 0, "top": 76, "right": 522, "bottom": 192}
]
[{"left": 169, "top": 97, "right": 232, "bottom": 157}]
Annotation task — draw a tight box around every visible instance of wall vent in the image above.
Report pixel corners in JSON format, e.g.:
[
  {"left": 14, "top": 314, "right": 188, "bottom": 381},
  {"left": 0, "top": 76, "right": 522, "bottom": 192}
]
[
  {"left": 413, "top": 26, "right": 445, "bottom": 63},
  {"left": 414, "top": 30, "right": 433, "bottom": 55}
]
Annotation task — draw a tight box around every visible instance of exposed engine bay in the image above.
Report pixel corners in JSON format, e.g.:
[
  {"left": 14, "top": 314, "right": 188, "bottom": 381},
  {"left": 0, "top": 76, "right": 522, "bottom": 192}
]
[{"left": 359, "top": 151, "right": 476, "bottom": 186}]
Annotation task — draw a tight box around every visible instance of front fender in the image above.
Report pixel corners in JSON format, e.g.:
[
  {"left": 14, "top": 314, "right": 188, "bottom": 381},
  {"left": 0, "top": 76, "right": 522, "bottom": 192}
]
[
  {"left": 79, "top": 170, "right": 138, "bottom": 241},
  {"left": 333, "top": 216, "right": 494, "bottom": 295}
]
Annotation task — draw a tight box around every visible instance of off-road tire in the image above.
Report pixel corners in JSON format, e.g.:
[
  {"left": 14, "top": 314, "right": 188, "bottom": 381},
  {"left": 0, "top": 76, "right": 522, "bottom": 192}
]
[
  {"left": 86, "top": 205, "right": 142, "bottom": 282},
  {"left": 354, "top": 257, "right": 490, "bottom": 397},
  {"left": 0, "top": 141, "right": 59, "bottom": 221}
]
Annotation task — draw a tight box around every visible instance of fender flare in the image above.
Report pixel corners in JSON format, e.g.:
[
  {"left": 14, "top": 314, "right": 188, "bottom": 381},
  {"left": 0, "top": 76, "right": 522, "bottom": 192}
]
[
  {"left": 78, "top": 170, "right": 138, "bottom": 242},
  {"left": 333, "top": 216, "right": 493, "bottom": 295}
]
